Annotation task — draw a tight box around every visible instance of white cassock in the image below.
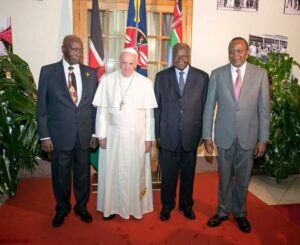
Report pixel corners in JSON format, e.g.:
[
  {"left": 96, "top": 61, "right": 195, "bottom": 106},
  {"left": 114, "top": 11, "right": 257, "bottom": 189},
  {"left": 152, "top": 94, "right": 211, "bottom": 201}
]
[{"left": 92, "top": 70, "right": 158, "bottom": 219}]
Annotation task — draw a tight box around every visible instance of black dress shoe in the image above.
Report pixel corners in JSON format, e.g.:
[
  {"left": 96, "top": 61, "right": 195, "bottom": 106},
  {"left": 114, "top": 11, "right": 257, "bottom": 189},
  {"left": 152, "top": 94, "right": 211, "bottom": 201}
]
[
  {"left": 183, "top": 209, "right": 196, "bottom": 220},
  {"left": 75, "top": 210, "right": 92, "bottom": 223},
  {"left": 234, "top": 217, "right": 251, "bottom": 233},
  {"left": 103, "top": 214, "right": 116, "bottom": 221},
  {"left": 160, "top": 207, "right": 171, "bottom": 221},
  {"left": 207, "top": 214, "right": 229, "bottom": 227},
  {"left": 52, "top": 213, "right": 66, "bottom": 228}
]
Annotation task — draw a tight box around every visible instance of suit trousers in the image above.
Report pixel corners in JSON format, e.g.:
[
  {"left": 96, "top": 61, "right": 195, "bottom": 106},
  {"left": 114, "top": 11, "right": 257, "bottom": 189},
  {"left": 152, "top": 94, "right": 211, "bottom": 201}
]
[
  {"left": 217, "top": 138, "right": 254, "bottom": 218},
  {"left": 51, "top": 135, "right": 91, "bottom": 215},
  {"left": 160, "top": 141, "right": 197, "bottom": 211}
]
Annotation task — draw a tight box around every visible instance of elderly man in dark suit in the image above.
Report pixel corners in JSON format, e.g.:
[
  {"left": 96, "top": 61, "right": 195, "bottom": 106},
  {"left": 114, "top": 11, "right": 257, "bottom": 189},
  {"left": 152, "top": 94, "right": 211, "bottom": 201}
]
[
  {"left": 154, "top": 43, "right": 209, "bottom": 221},
  {"left": 37, "top": 35, "right": 98, "bottom": 228},
  {"left": 202, "top": 37, "right": 270, "bottom": 233}
]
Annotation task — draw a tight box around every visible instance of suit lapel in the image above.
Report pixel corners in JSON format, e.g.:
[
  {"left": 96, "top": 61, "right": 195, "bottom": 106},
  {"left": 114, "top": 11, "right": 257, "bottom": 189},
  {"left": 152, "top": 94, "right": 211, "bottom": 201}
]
[
  {"left": 168, "top": 67, "right": 181, "bottom": 96},
  {"left": 223, "top": 64, "right": 236, "bottom": 101},
  {"left": 182, "top": 67, "right": 196, "bottom": 96},
  {"left": 79, "top": 64, "right": 87, "bottom": 107},
  {"left": 239, "top": 63, "right": 252, "bottom": 102},
  {"left": 55, "top": 61, "right": 73, "bottom": 102}
]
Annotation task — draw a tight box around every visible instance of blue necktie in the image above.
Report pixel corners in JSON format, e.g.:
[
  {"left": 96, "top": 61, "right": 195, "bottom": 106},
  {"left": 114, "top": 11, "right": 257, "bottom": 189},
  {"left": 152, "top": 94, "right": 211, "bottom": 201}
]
[{"left": 179, "top": 71, "right": 185, "bottom": 96}]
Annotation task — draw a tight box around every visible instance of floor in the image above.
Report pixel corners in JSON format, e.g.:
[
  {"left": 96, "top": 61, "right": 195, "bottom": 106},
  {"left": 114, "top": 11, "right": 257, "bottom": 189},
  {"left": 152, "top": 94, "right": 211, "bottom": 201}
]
[{"left": 1, "top": 157, "right": 299, "bottom": 207}]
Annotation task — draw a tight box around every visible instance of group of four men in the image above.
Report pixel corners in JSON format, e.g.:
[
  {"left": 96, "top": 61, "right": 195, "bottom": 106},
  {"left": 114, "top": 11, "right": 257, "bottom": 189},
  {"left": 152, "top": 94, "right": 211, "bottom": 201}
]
[{"left": 36, "top": 35, "right": 270, "bottom": 234}]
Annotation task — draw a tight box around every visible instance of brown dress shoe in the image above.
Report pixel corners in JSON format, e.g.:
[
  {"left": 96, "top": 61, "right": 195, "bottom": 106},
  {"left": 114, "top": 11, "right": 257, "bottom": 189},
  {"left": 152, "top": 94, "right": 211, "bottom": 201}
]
[{"left": 207, "top": 214, "right": 228, "bottom": 227}]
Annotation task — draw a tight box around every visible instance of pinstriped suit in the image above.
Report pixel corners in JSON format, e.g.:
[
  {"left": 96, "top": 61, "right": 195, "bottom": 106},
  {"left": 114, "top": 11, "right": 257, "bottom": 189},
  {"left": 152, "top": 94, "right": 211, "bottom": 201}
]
[{"left": 154, "top": 65, "right": 209, "bottom": 210}]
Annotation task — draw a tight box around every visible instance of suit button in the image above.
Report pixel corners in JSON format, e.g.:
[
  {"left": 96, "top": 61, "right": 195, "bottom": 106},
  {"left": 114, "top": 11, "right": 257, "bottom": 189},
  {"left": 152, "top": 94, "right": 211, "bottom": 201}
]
[
  {"left": 236, "top": 108, "right": 239, "bottom": 111},
  {"left": 180, "top": 110, "right": 183, "bottom": 113}
]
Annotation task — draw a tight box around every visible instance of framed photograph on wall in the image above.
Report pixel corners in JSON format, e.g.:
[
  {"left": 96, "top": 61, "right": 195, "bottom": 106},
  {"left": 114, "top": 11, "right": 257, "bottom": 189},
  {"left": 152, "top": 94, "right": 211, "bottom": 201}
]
[
  {"left": 248, "top": 34, "right": 288, "bottom": 61},
  {"left": 217, "top": 0, "right": 259, "bottom": 12},
  {"left": 284, "top": 0, "right": 300, "bottom": 15}
]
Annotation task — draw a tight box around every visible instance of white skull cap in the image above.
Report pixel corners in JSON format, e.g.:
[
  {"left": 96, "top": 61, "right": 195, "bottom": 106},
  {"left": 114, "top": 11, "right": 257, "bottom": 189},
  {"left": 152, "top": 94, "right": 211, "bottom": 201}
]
[{"left": 121, "top": 47, "right": 138, "bottom": 56}]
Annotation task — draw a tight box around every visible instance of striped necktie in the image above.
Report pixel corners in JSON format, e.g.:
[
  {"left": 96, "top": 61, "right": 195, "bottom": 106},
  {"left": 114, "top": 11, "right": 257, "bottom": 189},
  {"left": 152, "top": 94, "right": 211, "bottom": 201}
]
[{"left": 179, "top": 71, "right": 185, "bottom": 96}]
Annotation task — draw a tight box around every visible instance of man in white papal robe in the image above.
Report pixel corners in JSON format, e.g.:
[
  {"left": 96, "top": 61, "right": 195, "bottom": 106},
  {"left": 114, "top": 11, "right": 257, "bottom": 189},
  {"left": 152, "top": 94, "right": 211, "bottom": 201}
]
[{"left": 92, "top": 48, "right": 158, "bottom": 220}]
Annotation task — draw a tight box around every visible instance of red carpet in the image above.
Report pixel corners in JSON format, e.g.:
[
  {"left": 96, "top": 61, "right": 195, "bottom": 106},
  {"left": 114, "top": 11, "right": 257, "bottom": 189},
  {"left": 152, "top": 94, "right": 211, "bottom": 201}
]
[
  {"left": 0, "top": 172, "right": 299, "bottom": 245},
  {"left": 272, "top": 204, "right": 300, "bottom": 227}
]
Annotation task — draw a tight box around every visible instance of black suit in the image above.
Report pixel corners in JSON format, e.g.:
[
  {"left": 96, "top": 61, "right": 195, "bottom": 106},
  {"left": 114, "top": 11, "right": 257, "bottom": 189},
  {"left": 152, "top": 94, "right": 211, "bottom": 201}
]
[
  {"left": 37, "top": 61, "right": 98, "bottom": 215},
  {"left": 154, "top": 65, "right": 209, "bottom": 210}
]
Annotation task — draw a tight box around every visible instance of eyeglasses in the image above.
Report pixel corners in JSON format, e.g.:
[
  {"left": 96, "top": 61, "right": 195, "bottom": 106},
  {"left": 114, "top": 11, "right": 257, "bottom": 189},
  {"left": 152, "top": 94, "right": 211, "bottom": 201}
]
[{"left": 174, "top": 55, "right": 189, "bottom": 61}]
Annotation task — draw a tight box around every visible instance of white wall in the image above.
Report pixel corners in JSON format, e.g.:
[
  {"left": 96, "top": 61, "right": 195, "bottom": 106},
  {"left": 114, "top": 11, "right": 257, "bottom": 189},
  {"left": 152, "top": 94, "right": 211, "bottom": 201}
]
[
  {"left": 192, "top": 0, "right": 300, "bottom": 79},
  {"left": 0, "top": 0, "right": 73, "bottom": 83},
  {"left": 0, "top": 0, "right": 299, "bottom": 82}
]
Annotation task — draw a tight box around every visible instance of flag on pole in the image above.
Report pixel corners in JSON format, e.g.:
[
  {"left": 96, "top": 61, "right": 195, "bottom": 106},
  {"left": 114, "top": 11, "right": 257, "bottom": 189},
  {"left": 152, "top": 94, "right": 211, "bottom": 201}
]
[
  {"left": 89, "top": 0, "right": 105, "bottom": 79},
  {"left": 167, "top": 0, "right": 183, "bottom": 67},
  {"left": 89, "top": 0, "right": 105, "bottom": 171},
  {"left": 125, "top": 0, "right": 148, "bottom": 77}
]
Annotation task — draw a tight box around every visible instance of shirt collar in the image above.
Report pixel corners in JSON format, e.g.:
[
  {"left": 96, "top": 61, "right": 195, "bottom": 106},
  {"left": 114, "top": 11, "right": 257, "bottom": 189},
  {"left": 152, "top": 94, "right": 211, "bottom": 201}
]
[
  {"left": 175, "top": 64, "right": 190, "bottom": 75},
  {"left": 63, "top": 58, "right": 80, "bottom": 71},
  {"left": 231, "top": 62, "right": 247, "bottom": 73}
]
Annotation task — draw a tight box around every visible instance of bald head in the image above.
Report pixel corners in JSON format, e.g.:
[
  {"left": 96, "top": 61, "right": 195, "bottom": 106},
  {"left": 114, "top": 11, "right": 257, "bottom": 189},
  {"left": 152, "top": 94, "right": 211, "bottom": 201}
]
[{"left": 172, "top": 43, "right": 191, "bottom": 70}]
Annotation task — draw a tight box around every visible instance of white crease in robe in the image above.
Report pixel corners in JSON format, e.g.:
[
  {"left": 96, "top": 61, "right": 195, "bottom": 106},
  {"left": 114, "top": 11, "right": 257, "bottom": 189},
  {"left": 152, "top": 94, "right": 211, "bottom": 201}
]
[{"left": 92, "top": 70, "right": 158, "bottom": 219}]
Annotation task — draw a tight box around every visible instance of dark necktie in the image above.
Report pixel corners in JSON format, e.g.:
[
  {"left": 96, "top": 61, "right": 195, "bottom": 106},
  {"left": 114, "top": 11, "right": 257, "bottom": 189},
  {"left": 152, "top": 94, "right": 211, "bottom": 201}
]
[
  {"left": 234, "top": 68, "right": 242, "bottom": 101},
  {"left": 68, "top": 66, "right": 78, "bottom": 104},
  {"left": 179, "top": 71, "right": 185, "bottom": 96}
]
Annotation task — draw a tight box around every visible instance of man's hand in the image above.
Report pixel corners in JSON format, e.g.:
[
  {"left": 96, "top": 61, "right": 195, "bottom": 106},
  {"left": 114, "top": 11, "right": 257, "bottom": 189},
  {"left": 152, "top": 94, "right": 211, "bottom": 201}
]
[
  {"left": 156, "top": 139, "right": 160, "bottom": 150},
  {"left": 41, "top": 139, "right": 53, "bottom": 153},
  {"left": 254, "top": 142, "right": 267, "bottom": 158},
  {"left": 90, "top": 137, "right": 99, "bottom": 149},
  {"left": 204, "top": 139, "right": 214, "bottom": 154},
  {"left": 145, "top": 141, "right": 152, "bottom": 153},
  {"left": 99, "top": 138, "right": 107, "bottom": 149}
]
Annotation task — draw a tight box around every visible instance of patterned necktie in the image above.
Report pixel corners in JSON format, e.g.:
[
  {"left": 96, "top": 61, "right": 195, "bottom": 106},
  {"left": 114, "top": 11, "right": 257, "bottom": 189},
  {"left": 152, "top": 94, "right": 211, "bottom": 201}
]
[
  {"left": 179, "top": 71, "right": 185, "bottom": 96},
  {"left": 68, "top": 66, "right": 78, "bottom": 104},
  {"left": 234, "top": 68, "right": 242, "bottom": 102}
]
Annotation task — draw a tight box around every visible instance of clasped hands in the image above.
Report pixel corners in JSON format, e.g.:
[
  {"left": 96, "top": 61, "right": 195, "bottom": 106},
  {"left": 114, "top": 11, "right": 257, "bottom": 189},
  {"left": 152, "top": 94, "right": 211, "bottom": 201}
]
[{"left": 99, "top": 138, "right": 152, "bottom": 153}]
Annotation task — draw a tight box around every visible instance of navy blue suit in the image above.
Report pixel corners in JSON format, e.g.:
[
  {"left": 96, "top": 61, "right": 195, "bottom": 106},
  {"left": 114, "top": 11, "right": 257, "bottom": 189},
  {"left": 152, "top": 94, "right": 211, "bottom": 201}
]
[
  {"left": 37, "top": 61, "right": 98, "bottom": 215},
  {"left": 154, "top": 66, "right": 209, "bottom": 210}
]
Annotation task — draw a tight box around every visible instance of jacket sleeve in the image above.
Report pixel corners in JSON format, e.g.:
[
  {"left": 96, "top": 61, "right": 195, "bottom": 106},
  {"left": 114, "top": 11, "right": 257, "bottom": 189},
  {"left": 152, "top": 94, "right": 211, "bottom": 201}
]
[
  {"left": 36, "top": 66, "right": 50, "bottom": 140},
  {"left": 154, "top": 74, "right": 161, "bottom": 140},
  {"left": 257, "top": 69, "right": 270, "bottom": 143},
  {"left": 202, "top": 70, "right": 217, "bottom": 139}
]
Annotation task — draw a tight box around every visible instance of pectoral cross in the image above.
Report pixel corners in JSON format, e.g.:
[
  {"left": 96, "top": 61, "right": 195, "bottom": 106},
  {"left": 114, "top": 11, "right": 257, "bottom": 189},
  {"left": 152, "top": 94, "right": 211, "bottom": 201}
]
[{"left": 119, "top": 100, "right": 124, "bottom": 110}]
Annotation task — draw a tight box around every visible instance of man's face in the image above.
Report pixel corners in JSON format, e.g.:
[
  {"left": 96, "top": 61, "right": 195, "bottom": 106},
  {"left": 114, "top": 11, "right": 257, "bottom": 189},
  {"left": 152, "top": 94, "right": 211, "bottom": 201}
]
[
  {"left": 120, "top": 52, "right": 137, "bottom": 77},
  {"left": 173, "top": 48, "right": 189, "bottom": 70},
  {"left": 228, "top": 40, "right": 248, "bottom": 68},
  {"left": 62, "top": 38, "right": 83, "bottom": 65}
]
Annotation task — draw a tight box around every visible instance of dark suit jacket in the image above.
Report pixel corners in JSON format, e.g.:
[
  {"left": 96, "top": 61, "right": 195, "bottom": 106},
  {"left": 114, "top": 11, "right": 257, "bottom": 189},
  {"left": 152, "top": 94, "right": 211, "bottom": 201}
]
[
  {"left": 154, "top": 66, "right": 209, "bottom": 152},
  {"left": 37, "top": 61, "right": 98, "bottom": 151}
]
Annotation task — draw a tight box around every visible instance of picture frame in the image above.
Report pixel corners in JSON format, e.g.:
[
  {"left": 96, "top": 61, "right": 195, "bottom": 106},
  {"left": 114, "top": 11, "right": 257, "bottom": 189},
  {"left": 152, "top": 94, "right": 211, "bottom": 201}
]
[
  {"left": 284, "top": 0, "right": 300, "bottom": 15},
  {"left": 217, "top": 0, "right": 259, "bottom": 12},
  {"left": 248, "top": 34, "right": 288, "bottom": 61}
]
